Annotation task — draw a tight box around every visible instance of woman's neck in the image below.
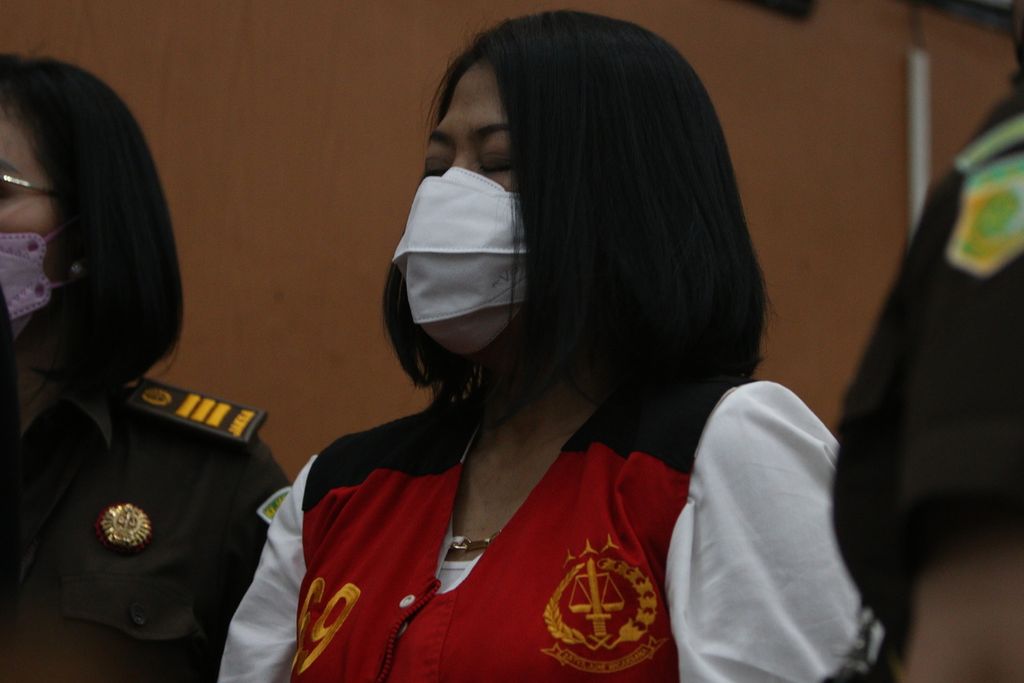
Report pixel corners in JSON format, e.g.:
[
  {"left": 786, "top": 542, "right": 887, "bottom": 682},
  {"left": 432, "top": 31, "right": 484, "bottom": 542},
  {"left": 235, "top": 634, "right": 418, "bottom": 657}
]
[
  {"left": 475, "top": 375, "right": 610, "bottom": 468},
  {"left": 447, "top": 376, "right": 611, "bottom": 559}
]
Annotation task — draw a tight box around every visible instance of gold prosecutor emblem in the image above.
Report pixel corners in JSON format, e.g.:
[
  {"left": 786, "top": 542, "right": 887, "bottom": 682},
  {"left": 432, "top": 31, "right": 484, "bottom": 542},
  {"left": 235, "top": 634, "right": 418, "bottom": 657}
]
[
  {"left": 542, "top": 536, "right": 667, "bottom": 673},
  {"left": 95, "top": 503, "right": 153, "bottom": 553}
]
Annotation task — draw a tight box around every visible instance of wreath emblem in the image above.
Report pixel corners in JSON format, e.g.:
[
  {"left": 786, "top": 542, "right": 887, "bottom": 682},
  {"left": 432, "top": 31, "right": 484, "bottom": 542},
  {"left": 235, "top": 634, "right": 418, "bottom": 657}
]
[{"left": 541, "top": 536, "right": 667, "bottom": 673}]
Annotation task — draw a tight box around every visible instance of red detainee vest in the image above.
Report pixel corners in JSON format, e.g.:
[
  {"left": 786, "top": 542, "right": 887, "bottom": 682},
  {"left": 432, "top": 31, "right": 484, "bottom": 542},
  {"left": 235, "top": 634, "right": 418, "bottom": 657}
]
[{"left": 293, "top": 381, "right": 740, "bottom": 682}]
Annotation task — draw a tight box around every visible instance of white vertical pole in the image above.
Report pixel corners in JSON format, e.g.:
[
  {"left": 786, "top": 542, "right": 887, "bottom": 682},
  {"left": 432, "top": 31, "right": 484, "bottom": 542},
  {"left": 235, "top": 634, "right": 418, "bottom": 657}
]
[{"left": 907, "top": 44, "right": 931, "bottom": 239}]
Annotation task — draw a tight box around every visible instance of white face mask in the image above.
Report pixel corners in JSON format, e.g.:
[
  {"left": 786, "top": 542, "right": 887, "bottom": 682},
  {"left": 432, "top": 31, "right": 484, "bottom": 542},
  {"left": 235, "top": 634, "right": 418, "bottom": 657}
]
[{"left": 392, "top": 167, "right": 526, "bottom": 355}]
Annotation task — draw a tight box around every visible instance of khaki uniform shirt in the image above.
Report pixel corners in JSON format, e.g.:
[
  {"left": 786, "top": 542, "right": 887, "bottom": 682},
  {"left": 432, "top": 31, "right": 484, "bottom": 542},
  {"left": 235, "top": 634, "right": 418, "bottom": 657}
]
[
  {"left": 832, "top": 86, "right": 1024, "bottom": 681},
  {"left": 5, "top": 385, "right": 288, "bottom": 682}
]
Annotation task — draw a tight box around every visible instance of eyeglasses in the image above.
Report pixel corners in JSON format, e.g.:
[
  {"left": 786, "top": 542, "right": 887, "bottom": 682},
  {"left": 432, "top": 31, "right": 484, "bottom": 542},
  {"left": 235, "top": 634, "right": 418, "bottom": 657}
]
[{"left": 1, "top": 172, "right": 56, "bottom": 196}]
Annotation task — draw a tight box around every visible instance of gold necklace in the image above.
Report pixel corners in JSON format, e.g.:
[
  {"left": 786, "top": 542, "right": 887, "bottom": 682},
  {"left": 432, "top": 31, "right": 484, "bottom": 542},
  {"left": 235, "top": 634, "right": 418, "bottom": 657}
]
[{"left": 449, "top": 530, "right": 500, "bottom": 552}]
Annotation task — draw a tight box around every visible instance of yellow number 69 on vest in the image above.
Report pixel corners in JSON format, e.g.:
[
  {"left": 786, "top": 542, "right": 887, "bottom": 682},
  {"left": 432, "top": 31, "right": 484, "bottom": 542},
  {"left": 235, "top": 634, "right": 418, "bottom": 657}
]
[{"left": 292, "top": 577, "right": 361, "bottom": 675}]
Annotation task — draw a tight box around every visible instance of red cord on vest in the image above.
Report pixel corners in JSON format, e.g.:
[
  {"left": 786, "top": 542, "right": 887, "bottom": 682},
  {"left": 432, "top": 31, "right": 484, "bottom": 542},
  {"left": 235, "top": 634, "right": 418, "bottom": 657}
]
[{"left": 374, "top": 579, "right": 441, "bottom": 683}]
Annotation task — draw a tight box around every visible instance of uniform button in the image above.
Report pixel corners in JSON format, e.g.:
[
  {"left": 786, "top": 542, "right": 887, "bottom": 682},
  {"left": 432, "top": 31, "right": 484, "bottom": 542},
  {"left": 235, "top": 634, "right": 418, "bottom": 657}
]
[
  {"left": 129, "top": 602, "right": 147, "bottom": 626},
  {"left": 399, "top": 594, "right": 415, "bottom": 608}
]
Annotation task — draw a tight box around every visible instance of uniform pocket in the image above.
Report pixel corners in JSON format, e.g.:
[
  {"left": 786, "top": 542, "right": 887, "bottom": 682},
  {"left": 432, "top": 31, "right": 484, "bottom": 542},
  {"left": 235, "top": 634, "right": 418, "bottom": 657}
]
[{"left": 61, "top": 574, "right": 202, "bottom": 642}]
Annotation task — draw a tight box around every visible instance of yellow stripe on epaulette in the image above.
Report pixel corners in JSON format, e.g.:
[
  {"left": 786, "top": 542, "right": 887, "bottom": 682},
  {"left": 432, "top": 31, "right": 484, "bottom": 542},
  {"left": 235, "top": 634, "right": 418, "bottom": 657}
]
[
  {"left": 957, "top": 113, "right": 1024, "bottom": 173},
  {"left": 126, "top": 379, "right": 267, "bottom": 447}
]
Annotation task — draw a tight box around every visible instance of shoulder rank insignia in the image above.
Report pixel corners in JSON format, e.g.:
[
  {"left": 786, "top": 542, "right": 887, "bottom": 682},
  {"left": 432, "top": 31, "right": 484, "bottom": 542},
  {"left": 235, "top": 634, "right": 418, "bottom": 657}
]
[
  {"left": 257, "top": 486, "right": 291, "bottom": 525},
  {"left": 947, "top": 153, "right": 1024, "bottom": 278},
  {"left": 127, "top": 378, "right": 267, "bottom": 447}
]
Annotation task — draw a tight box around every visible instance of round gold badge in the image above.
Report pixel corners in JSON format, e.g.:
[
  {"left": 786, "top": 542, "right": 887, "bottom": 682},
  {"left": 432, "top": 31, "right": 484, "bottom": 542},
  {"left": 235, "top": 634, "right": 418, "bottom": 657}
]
[
  {"left": 95, "top": 503, "right": 153, "bottom": 553},
  {"left": 141, "top": 387, "right": 172, "bottom": 407}
]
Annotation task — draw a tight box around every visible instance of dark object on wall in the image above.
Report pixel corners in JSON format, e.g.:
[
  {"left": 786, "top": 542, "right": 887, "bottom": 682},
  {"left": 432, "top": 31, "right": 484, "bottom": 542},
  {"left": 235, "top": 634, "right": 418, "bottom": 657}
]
[
  {"left": 918, "top": 0, "right": 1012, "bottom": 30},
  {"left": 738, "top": 0, "right": 815, "bottom": 19},
  {"left": 0, "top": 302, "right": 20, "bottom": 606}
]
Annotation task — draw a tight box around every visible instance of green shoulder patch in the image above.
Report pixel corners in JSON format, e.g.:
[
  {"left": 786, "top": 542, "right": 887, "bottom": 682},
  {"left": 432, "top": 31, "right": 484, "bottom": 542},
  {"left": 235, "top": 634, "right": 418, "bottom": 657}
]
[
  {"left": 257, "top": 486, "right": 291, "bottom": 524},
  {"left": 947, "top": 153, "right": 1024, "bottom": 278},
  {"left": 956, "top": 113, "right": 1024, "bottom": 173},
  {"left": 126, "top": 378, "right": 267, "bottom": 447}
]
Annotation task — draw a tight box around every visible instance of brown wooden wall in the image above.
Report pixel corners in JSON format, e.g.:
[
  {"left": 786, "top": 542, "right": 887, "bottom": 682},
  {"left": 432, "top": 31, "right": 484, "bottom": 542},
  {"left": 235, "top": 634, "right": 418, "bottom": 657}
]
[{"left": 2, "top": 1, "right": 1013, "bottom": 477}]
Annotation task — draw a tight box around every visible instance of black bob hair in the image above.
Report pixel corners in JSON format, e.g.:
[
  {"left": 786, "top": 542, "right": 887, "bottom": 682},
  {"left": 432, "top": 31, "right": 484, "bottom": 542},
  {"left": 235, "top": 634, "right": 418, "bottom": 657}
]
[
  {"left": 0, "top": 55, "right": 182, "bottom": 395},
  {"left": 384, "top": 11, "right": 765, "bottom": 409}
]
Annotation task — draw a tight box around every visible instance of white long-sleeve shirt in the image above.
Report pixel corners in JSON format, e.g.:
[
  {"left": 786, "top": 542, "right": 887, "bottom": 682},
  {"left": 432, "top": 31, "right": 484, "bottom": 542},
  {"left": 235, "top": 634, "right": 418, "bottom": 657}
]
[{"left": 220, "top": 382, "right": 858, "bottom": 682}]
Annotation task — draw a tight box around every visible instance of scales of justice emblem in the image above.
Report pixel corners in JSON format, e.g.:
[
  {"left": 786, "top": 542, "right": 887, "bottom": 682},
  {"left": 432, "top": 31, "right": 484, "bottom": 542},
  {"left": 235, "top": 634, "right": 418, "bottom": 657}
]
[{"left": 542, "top": 535, "right": 667, "bottom": 673}]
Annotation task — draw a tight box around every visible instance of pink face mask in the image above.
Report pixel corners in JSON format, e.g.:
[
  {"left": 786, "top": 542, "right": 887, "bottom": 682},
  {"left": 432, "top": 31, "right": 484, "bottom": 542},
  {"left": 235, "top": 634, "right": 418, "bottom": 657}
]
[{"left": 0, "top": 223, "right": 71, "bottom": 339}]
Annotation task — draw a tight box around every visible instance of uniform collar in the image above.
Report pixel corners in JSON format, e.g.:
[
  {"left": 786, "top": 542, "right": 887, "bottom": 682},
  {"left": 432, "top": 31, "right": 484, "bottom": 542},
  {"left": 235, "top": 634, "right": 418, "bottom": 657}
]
[{"left": 57, "top": 389, "right": 114, "bottom": 449}]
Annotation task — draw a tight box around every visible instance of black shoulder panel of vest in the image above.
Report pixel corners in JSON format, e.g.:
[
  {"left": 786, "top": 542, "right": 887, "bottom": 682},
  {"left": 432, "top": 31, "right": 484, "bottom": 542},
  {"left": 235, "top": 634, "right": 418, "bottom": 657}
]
[
  {"left": 124, "top": 378, "right": 266, "bottom": 449},
  {"left": 303, "top": 404, "right": 479, "bottom": 512},
  {"left": 304, "top": 379, "right": 746, "bottom": 510},
  {"left": 564, "top": 377, "right": 750, "bottom": 474}
]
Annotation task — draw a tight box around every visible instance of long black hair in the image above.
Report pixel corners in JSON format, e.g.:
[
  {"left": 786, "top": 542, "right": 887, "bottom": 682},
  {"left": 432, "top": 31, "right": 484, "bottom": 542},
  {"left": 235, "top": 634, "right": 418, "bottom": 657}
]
[
  {"left": 0, "top": 55, "right": 182, "bottom": 395},
  {"left": 385, "top": 11, "right": 765, "bottom": 410}
]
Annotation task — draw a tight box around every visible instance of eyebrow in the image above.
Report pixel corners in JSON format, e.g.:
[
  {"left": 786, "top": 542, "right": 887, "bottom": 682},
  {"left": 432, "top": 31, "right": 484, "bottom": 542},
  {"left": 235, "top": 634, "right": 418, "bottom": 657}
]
[{"left": 428, "top": 123, "right": 510, "bottom": 146}]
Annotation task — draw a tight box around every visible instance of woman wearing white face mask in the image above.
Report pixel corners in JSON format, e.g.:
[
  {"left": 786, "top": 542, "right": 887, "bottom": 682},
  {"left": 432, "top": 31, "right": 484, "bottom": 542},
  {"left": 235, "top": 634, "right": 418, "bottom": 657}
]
[
  {"left": 221, "top": 11, "right": 857, "bottom": 683},
  {"left": 0, "top": 56, "right": 287, "bottom": 682}
]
